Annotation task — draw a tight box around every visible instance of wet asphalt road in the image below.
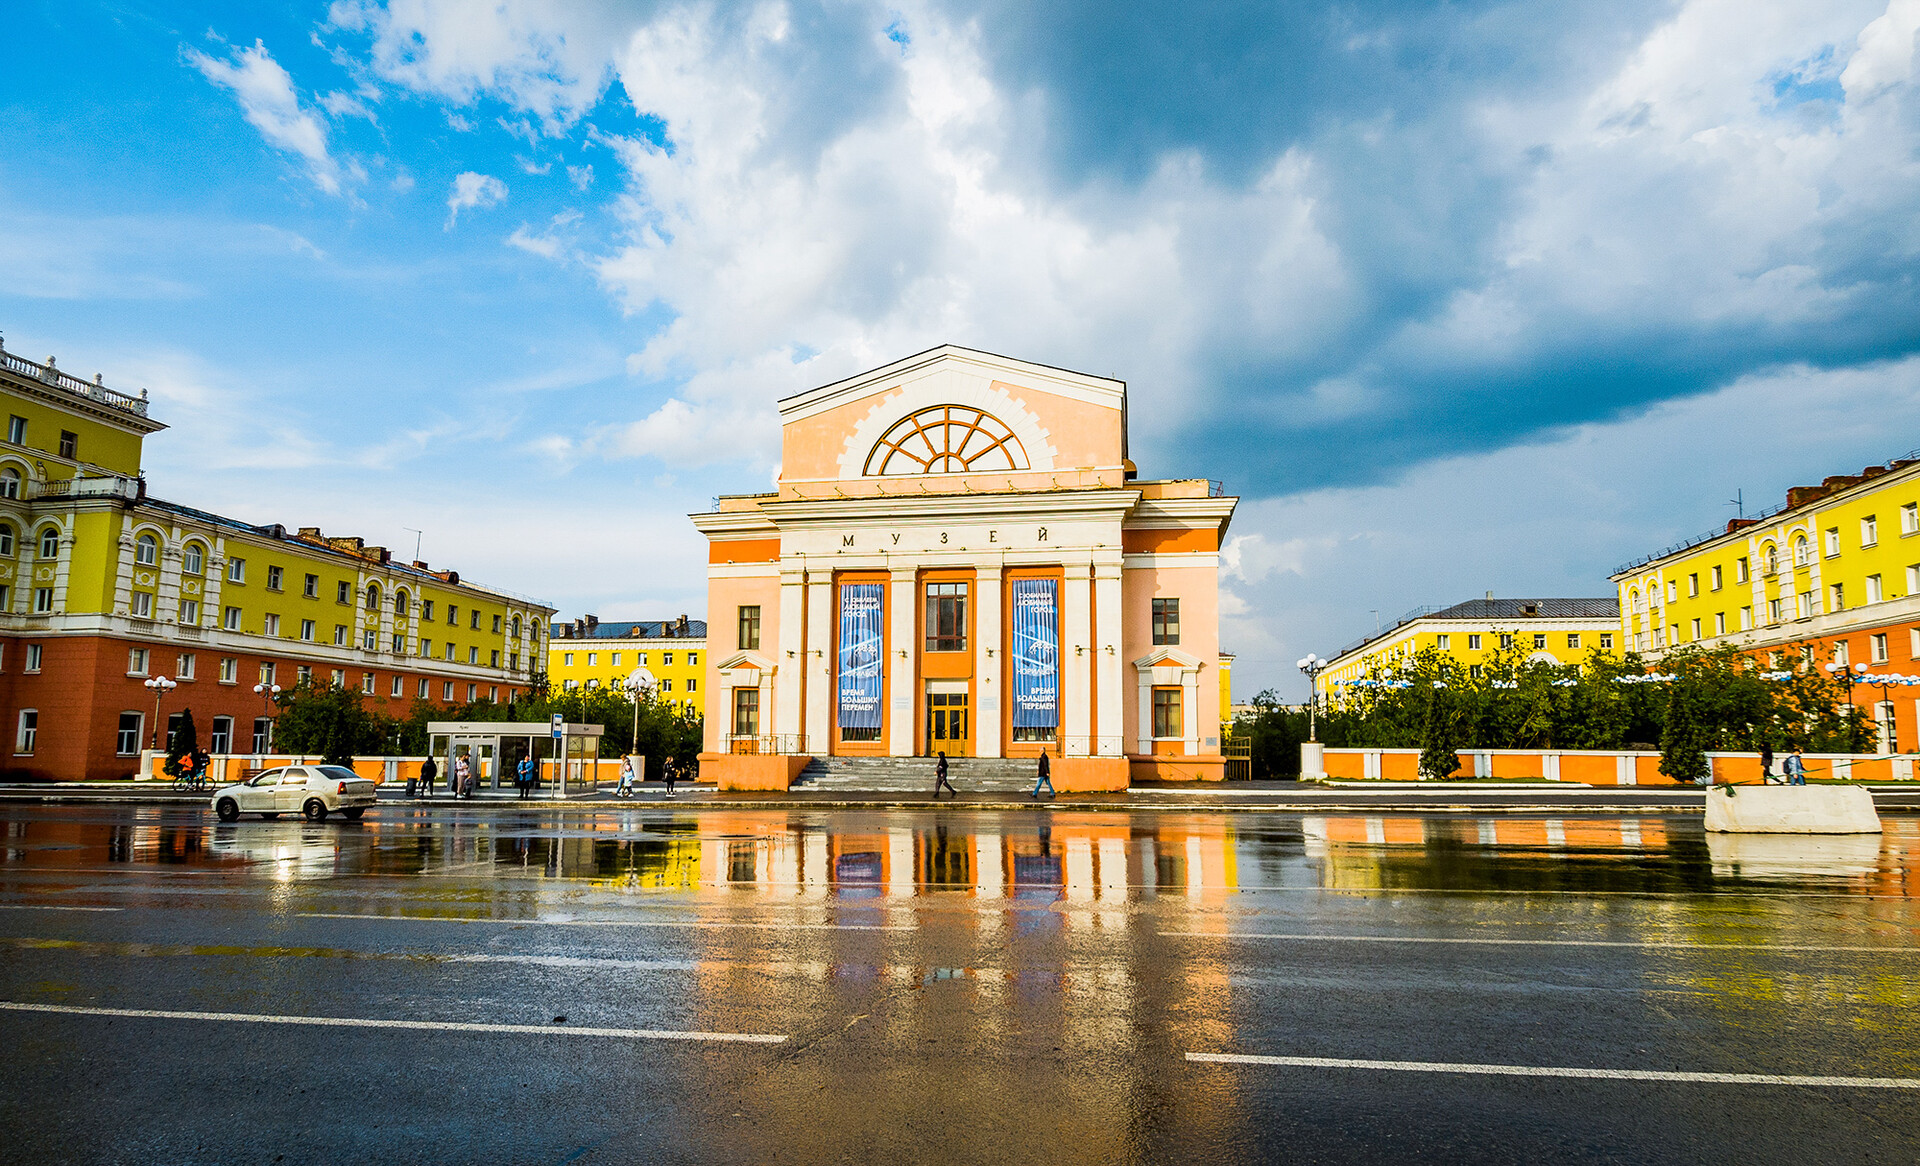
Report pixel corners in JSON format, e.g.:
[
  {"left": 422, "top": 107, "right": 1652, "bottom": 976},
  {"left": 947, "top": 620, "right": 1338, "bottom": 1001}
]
[{"left": 2, "top": 804, "right": 1918, "bottom": 1165}]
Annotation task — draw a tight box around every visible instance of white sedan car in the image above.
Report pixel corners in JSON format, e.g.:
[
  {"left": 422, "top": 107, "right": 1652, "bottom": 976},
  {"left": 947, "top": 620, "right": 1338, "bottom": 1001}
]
[{"left": 211, "top": 765, "right": 379, "bottom": 822}]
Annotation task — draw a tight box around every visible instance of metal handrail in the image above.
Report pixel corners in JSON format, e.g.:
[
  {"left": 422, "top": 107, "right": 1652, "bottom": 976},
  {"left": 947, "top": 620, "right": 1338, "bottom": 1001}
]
[
  {"left": 0, "top": 343, "right": 150, "bottom": 417},
  {"left": 726, "top": 733, "right": 808, "bottom": 755}
]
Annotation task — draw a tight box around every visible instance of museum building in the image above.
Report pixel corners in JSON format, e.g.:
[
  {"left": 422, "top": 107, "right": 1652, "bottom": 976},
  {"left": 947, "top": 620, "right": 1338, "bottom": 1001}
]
[{"left": 692, "top": 346, "right": 1237, "bottom": 790}]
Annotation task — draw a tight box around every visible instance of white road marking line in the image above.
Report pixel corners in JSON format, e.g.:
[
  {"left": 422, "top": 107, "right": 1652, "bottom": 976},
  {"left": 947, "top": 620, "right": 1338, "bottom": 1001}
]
[
  {"left": 299, "top": 912, "right": 910, "bottom": 931},
  {"left": 0, "top": 1001, "right": 786, "bottom": 1044},
  {"left": 1186, "top": 1052, "right": 1920, "bottom": 1088},
  {"left": 1158, "top": 932, "right": 1910, "bottom": 952},
  {"left": 0, "top": 905, "right": 122, "bottom": 912}
]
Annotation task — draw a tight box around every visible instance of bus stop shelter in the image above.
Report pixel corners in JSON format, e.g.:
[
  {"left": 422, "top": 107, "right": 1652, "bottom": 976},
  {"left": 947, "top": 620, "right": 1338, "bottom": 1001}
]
[{"left": 426, "top": 721, "right": 606, "bottom": 795}]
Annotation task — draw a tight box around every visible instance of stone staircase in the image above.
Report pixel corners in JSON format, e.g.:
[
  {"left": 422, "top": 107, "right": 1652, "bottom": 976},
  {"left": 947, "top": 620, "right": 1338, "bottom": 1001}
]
[{"left": 794, "top": 755, "right": 1049, "bottom": 794}]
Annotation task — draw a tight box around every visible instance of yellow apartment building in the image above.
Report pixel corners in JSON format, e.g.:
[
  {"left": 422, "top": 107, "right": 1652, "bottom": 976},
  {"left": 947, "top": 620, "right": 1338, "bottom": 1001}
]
[
  {"left": 1315, "top": 597, "right": 1621, "bottom": 701},
  {"left": 547, "top": 614, "right": 707, "bottom": 718},
  {"left": 1612, "top": 450, "right": 1920, "bottom": 751}
]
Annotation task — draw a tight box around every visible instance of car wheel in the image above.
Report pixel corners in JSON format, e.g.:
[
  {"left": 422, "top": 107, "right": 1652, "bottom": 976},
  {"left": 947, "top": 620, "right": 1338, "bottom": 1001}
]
[
  {"left": 215, "top": 798, "right": 240, "bottom": 823},
  {"left": 260, "top": 812, "right": 280, "bottom": 820},
  {"left": 342, "top": 807, "right": 365, "bottom": 820},
  {"left": 303, "top": 799, "right": 329, "bottom": 822}
]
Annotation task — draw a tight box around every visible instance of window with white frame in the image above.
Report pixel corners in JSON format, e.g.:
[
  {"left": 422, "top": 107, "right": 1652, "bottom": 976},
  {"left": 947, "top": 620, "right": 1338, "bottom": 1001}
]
[
  {"left": 180, "top": 543, "right": 203, "bottom": 575},
  {"left": 0, "top": 524, "right": 12, "bottom": 557},
  {"left": 303, "top": 573, "right": 318, "bottom": 598},
  {"left": 264, "top": 614, "right": 280, "bottom": 636},
  {"left": 1825, "top": 528, "right": 1841, "bottom": 556},
  {"left": 259, "top": 662, "right": 275, "bottom": 685},
  {"left": 177, "top": 653, "right": 195, "bottom": 680},
  {"left": 266, "top": 565, "right": 283, "bottom": 591},
  {"left": 467, "top": 647, "right": 478, "bottom": 665},
  {"left": 223, "top": 606, "right": 241, "bottom": 630},
  {"left": 1904, "top": 503, "right": 1919, "bottom": 536},
  {"left": 1769, "top": 598, "right": 1785, "bottom": 623},
  {"left": 1867, "top": 574, "right": 1884, "bottom": 604},
  {"left": 1912, "top": 628, "right": 1920, "bottom": 659},
  {"left": 362, "top": 630, "right": 377, "bottom": 650},
  {"left": 331, "top": 669, "right": 345, "bottom": 686},
  {"left": 1665, "top": 581, "right": 1677, "bottom": 604},
  {"left": 1467, "top": 634, "right": 1481, "bottom": 650},
  {"left": 563, "top": 652, "right": 573, "bottom": 666},
  {"left": 1687, "top": 573, "right": 1699, "bottom": 597},
  {"left": 610, "top": 651, "right": 621, "bottom": 666},
  {"left": 469, "top": 611, "right": 480, "bottom": 630},
  {"left": 587, "top": 652, "right": 597, "bottom": 666},
  {"left": 33, "top": 587, "right": 52, "bottom": 613},
  {"left": 115, "top": 712, "right": 141, "bottom": 755},
  {"left": 1872, "top": 633, "right": 1889, "bottom": 663},
  {"left": 392, "top": 634, "right": 405, "bottom": 653},
  {"left": 563, "top": 679, "right": 577, "bottom": 692},
  {"left": 334, "top": 625, "right": 348, "bottom": 646},
  {"left": 180, "top": 598, "right": 199, "bottom": 625},
  {"left": 38, "top": 527, "right": 59, "bottom": 559},
  {"left": 1436, "top": 634, "right": 1450, "bottom": 649},
  {"left": 300, "top": 619, "right": 315, "bottom": 641},
  {"left": 1710, "top": 565, "right": 1722, "bottom": 591},
  {"left": 0, "top": 469, "right": 18, "bottom": 500},
  {"left": 1830, "top": 584, "right": 1845, "bottom": 612},
  {"left": 417, "top": 678, "right": 429, "bottom": 698},
  {"left": 586, "top": 678, "right": 599, "bottom": 690},
  {"left": 361, "top": 672, "right": 374, "bottom": 693},
  {"left": 1862, "top": 515, "right": 1878, "bottom": 546},
  {"left": 127, "top": 647, "right": 148, "bottom": 675},
  {"left": 1714, "top": 613, "right": 1726, "bottom": 635},
  {"left": 297, "top": 665, "right": 311, "bottom": 683},
  {"left": 444, "top": 643, "right": 455, "bottom": 662},
  {"left": 390, "top": 675, "right": 403, "bottom": 697},
  {"left": 421, "top": 638, "right": 432, "bottom": 657},
  {"left": 1796, "top": 591, "right": 1813, "bottom": 619},
  {"left": 1909, "top": 565, "right": 1920, "bottom": 595},
  {"left": 227, "top": 557, "right": 245, "bottom": 583},
  {"left": 1736, "top": 556, "right": 1750, "bottom": 583},
  {"left": 466, "top": 684, "right": 478, "bottom": 702},
  {"left": 687, "top": 678, "right": 697, "bottom": 691},
  {"left": 687, "top": 652, "right": 698, "bottom": 666},
  {"left": 442, "top": 681, "right": 454, "bottom": 700},
  {"left": 1690, "top": 618, "right": 1701, "bottom": 640},
  {"left": 489, "top": 650, "right": 499, "bottom": 668},
  {"left": 219, "top": 657, "right": 236, "bottom": 683},
  {"left": 209, "top": 716, "right": 232, "bottom": 754},
  {"left": 130, "top": 591, "right": 153, "bottom": 617},
  {"left": 15, "top": 709, "right": 35, "bottom": 754},
  {"left": 135, "top": 533, "right": 158, "bottom": 566},
  {"left": 1499, "top": 633, "right": 1514, "bottom": 650},
  {"left": 336, "top": 580, "right": 350, "bottom": 604}
]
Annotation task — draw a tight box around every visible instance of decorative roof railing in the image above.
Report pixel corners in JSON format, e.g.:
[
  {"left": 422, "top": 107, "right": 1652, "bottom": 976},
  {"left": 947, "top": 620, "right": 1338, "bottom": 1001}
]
[
  {"left": 1333, "top": 604, "right": 1444, "bottom": 658},
  {"left": 0, "top": 338, "right": 150, "bottom": 417}
]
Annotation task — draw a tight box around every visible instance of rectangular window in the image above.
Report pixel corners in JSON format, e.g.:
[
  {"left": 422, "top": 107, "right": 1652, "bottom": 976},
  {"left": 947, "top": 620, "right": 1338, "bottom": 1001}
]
[
  {"left": 1741, "top": 606, "right": 1753, "bottom": 630},
  {"left": 489, "top": 650, "right": 500, "bottom": 668},
  {"left": 1689, "top": 618, "right": 1701, "bottom": 641},
  {"left": 1904, "top": 503, "right": 1919, "bottom": 536},
  {"left": 610, "top": 651, "right": 621, "bottom": 667},
  {"left": 1467, "top": 634, "right": 1481, "bottom": 650},
  {"left": 467, "top": 647, "right": 478, "bottom": 665},
  {"left": 925, "top": 582, "right": 968, "bottom": 652},
  {"left": 130, "top": 591, "right": 153, "bottom": 618},
  {"left": 636, "top": 652, "right": 647, "bottom": 665},
  {"left": 209, "top": 716, "right": 232, "bottom": 754},
  {"left": 331, "top": 669, "right": 345, "bottom": 686},
  {"left": 15, "top": 709, "right": 35, "bottom": 754},
  {"left": 127, "top": 647, "right": 148, "bottom": 675},
  {"left": 33, "top": 588, "right": 53, "bottom": 613},
  {"left": 659, "top": 678, "right": 673, "bottom": 693},
  {"left": 491, "top": 614, "right": 501, "bottom": 634},
  {"left": 251, "top": 718, "right": 270, "bottom": 753},
  {"left": 297, "top": 665, "right": 311, "bottom": 683},
  {"left": 470, "top": 611, "right": 480, "bottom": 630},
  {"left": 421, "top": 599, "right": 434, "bottom": 621},
  {"left": 264, "top": 614, "right": 280, "bottom": 636},
  {"left": 687, "top": 652, "right": 698, "bottom": 667},
  {"left": 390, "top": 675, "right": 403, "bottom": 697},
  {"left": 179, "top": 598, "right": 199, "bottom": 625},
  {"left": 330, "top": 625, "right": 346, "bottom": 646},
  {"left": 587, "top": 652, "right": 597, "bottom": 666},
  {"left": 732, "top": 687, "right": 760, "bottom": 737},
  {"left": 663, "top": 651, "right": 674, "bottom": 666},
  {"left": 418, "top": 678, "right": 429, "bottom": 698},
  {"left": 363, "top": 630, "right": 377, "bottom": 650},
  {"left": 336, "top": 580, "right": 351, "bottom": 604},
  {"left": 509, "top": 652, "right": 518, "bottom": 671},
  {"left": 1600, "top": 633, "right": 1614, "bottom": 650},
  {"left": 421, "top": 638, "right": 432, "bottom": 657},
  {"left": 303, "top": 573, "right": 318, "bottom": 598},
  {"left": 445, "top": 644, "right": 455, "bottom": 662},
  {"left": 177, "top": 653, "right": 195, "bottom": 680},
  {"left": 1665, "top": 581, "right": 1677, "bottom": 604},
  {"left": 1867, "top": 574, "right": 1884, "bottom": 604},
  {"left": 467, "top": 684, "right": 477, "bottom": 702},
  {"left": 1736, "top": 557, "right": 1749, "bottom": 583},
  {"left": 1862, "top": 516, "right": 1878, "bottom": 547},
  {"left": 489, "top": 686, "right": 499, "bottom": 702},
  {"left": 447, "top": 605, "right": 457, "bottom": 626},
  {"left": 1872, "top": 633, "right": 1890, "bottom": 663},
  {"left": 361, "top": 672, "right": 375, "bottom": 693},
  {"left": 223, "top": 605, "right": 241, "bottom": 630},
  {"left": 58, "top": 430, "right": 76, "bottom": 459},
  {"left": 1912, "top": 629, "right": 1920, "bottom": 659},
  {"left": 1831, "top": 640, "right": 1848, "bottom": 667},
  {"left": 1532, "top": 634, "right": 1547, "bottom": 649},
  {"left": 1567, "top": 633, "right": 1581, "bottom": 649},
  {"left": 1826, "top": 527, "right": 1842, "bottom": 556},
  {"left": 1796, "top": 592, "right": 1813, "bottom": 620},
  {"left": 1152, "top": 598, "right": 1181, "bottom": 646},
  {"left": 300, "top": 619, "right": 315, "bottom": 641},
  {"left": 227, "top": 558, "right": 245, "bottom": 583},
  {"left": 1435, "top": 634, "right": 1450, "bottom": 650},
  {"left": 562, "top": 679, "right": 576, "bottom": 691},
  {"left": 687, "top": 678, "right": 697, "bottom": 692},
  {"left": 1469, "top": 664, "right": 1483, "bottom": 679},
  {"left": 1710, "top": 565, "right": 1723, "bottom": 591},
  {"left": 738, "top": 605, "right": 761, "bottom": 650},
  {"left": 219, "top": 657, "right": 236, "bottom": 683},
  {"left": 1687, "top": 573, "right": 1699, "bottom": 597},
  {"left": 260, "top": 662, "right": 276, "bottom": 685},
  {"left": 1500, "top": 634, "right": 1514, "bottom": 650},
  {"left": 393, "top": 634, "right": 405, "bottom": 654},
  {"left": 116, "top": 712, "right": 141, "bottom": 756},
  {"left": 1152, "top": 687, "right": 1183, "bottom": 738},
  {"left": 6, "top": 416, "right": 24, "bottom": 444},
  {"left": 443, "top": 681, "right": 454, "bottom": 701},
  {"left": 563, "top": 652, "right": 574, "bottom": 666},
  {"left": 1830, "top": 584, "right": 1845, "bottom": 612},
  {"left": 1713, "top": 613, "right": 1726, "bottom": 636},
  {"left": 266, "top": 565, "right": 283, "bottom": 591}
]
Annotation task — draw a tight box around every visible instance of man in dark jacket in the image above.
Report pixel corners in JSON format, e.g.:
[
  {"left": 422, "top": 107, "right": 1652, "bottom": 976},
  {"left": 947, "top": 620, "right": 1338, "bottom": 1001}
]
[
  {"left": 419, "top": 756, "right": 437, "bottom": 798},
  {"left": 933, "top": 752, "right": 956, "bottom": 799},
  {"left": 1030, "top": 750, "right": 1055, "bottom": 799}
]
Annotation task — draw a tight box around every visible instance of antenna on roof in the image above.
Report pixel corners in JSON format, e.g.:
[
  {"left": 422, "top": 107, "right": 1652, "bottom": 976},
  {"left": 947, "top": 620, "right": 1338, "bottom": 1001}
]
[
  {"left": 404, "top": 528, "right": 423, "bottom": 562},
  {"left": 1727, "top": 489, "right": 1744, "bottom": 519}
]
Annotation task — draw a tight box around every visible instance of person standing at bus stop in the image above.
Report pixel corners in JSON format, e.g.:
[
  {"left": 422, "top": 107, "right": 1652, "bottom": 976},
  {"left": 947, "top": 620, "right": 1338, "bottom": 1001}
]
[{"left": 418, "top": 755, "right": 437, "bottom": 798}]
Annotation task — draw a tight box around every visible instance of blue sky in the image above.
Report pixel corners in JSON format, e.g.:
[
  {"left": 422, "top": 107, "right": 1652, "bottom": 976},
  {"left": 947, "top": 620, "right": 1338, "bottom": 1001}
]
[{"left": 4, "top": 0, "right": 1919, "bottom": 697}]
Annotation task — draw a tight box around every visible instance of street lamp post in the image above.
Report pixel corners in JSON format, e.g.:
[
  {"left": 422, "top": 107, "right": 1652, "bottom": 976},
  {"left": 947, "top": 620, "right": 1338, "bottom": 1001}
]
[
  {"left": 623, "top": 667, "right": 657, "bottom": 749},
  {"left": 1296, "top": 653, "right": 1329, "bottom": 780},
  {"left": 143, "top": 675, "right": 177, "bottom": 750},
  {"left": 1831, "top": 661, "right": 1900, "bottom": 753},
  {"left": 252, "top": 682, "right": 282, "bottom": 753}
]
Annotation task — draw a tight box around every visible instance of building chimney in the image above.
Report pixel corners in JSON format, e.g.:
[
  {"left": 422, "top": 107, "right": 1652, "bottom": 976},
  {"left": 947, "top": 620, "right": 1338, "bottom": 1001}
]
[{"left": 1485, "top": 591, "right": 1494, "bottom": 601}]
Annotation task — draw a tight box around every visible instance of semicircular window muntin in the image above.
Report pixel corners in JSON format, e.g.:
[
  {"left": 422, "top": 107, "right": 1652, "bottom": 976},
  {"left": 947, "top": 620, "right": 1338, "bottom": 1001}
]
[{"left": 864, "top": 405, "right": 1030, "bottom": 476}]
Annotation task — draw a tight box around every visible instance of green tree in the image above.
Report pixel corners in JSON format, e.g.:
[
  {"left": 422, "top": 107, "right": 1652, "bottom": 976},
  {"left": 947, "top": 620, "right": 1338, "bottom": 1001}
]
[
  {"left": 1658, "top": 674, "right": 1711, "bottom": 784},
  {"left": 162, "top": 707, "right": 198, "bottom": 777},
  {"left": 1235, "top": 691, "right": 1308, "bottom": 778},
  {"left": 1417, "top": 681, "right": 1462, "bottom": 779},
  {"left": 272, "top": 681, "right": 383, "bottom": 766}
]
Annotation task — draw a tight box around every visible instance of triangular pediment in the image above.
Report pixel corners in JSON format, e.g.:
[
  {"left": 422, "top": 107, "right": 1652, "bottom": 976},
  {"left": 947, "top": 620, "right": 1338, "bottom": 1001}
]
[{"left": 1132, "top": 646, "right": 1203, "bottom": 671}]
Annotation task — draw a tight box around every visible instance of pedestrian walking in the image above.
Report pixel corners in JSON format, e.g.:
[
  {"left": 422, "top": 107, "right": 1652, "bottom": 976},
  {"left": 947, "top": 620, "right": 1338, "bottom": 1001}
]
[
  {"left": 617, "top": 756, "right": 637, "bottom": 799},
  {"left": 517, "top": 755, "right": 535, "bottom": 799},
  {"left": 419, "top": 755, "right": 437, "bottom": 798},
  {"left": 454, "top": 753, "right": 472, "bottom": 799},
  {"left": 191, "top": 749, "right": 211, "bottom": 790},
  {"left": 1030, "top": 750, "right": 1055, "bottom": 799},
  {"left": 1759, "top": 743, "right": 1775, "bottom": 784},
  {"left": 1784, "top": 746, "right": 1807, "bottom": 786},
  {"left": 662, "top": 760, "right": 678, "bottom": 799},
  {"left": 933, "top": 751, "right": 956, "bottom": 799}
]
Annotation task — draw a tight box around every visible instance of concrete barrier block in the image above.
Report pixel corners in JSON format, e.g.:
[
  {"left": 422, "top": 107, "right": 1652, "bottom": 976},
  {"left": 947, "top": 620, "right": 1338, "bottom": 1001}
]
[
  {"left": 1703, "top": 784, "right": 1882, "bottom": 834},
  {"left": 1300, "top": 742, "right": 1326, "bottom": 779}
]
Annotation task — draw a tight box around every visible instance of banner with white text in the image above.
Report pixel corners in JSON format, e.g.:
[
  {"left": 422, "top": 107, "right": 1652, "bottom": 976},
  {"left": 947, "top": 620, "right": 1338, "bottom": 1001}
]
[
  {"left": 837, "top": 583, "right": 885, "bottom": 730},
  {"left": 1011, "top": 579, "right": 1059, "bottom": 729}
]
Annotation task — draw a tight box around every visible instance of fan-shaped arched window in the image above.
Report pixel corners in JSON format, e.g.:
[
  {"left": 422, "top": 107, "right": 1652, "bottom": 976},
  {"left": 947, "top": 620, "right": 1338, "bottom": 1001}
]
[
  {"left": 1762, "top": 544, "right": 1778, "bottom": 575},
  {"left": 863, "top": 405, "right": 1029, "bottom": 476},
  {"left": 0, "top": 468, "right": 19, "bottom": 500},
  {"left": 135, "top": 533, "right": 158, "bottom": 566},
  {"left": 365, "top": 583, "right": 381, "bottom": 612},
  {"left": 38, "top": 526, "right": 60, "bottom": 559},
  {"left": 1629, "top": 589, "right": 1642, "bottom": 614},
  {"left": 182, "top": 543, "right": 204, "bottom": 575},
  {"left": 394, "top": 589, "right": 409, "bottom": 616}
]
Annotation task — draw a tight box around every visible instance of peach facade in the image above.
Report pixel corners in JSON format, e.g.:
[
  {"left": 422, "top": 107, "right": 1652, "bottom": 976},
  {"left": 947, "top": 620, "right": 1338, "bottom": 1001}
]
[{"left": 693, "top": 347, "right": 1237, "bottom": 788}]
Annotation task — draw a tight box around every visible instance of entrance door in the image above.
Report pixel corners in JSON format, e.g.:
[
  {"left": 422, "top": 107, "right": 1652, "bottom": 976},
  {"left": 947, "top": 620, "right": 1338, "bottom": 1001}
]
[{"left": 925, "top": 682, "right": 970, "bottom": 757}]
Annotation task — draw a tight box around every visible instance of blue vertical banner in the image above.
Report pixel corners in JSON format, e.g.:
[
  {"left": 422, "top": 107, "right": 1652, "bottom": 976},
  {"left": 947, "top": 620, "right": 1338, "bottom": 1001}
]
[
  {"left": 1011, "top": 578, "right": 1059, "bottom": 728},
  {"left": 837, "top": 583, "right": 885, "bottom": 730}
]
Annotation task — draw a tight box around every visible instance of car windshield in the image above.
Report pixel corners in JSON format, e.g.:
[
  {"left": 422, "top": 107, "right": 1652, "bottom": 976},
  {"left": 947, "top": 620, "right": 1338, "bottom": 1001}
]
[
  {"left": 314, "top": 766, "right": 360, "bottom": 781},
  {"left": 249, "top": 771, "right": 282, "bottom": 786}
]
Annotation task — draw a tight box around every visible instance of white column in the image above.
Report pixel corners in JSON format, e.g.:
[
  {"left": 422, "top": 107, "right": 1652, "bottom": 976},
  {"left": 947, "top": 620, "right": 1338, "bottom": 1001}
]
[
  {"left": 1136, "top": 670, "right": 1154, "bottom": 755},
  {"left": 804, "top": 571, "right": 832, "bottom": 753},
  {"left": 775, "top": 568, "right": 805, "bottom": 743},
  {"left": 156, "top": 544, "right": 183, "bottom": 623},
  {"left": 888, "top": 567, "right": 917, "bottom": 756},
  {"left": 1182, "top": 667, "right": 1200, "bottom": 756},
  {"left": 974, "top": 564, "right": 1003, "bottom": 757},
  {"left": 1093, "top": 561, "right": 1122, "bottom": 756},
  {"left": 1062, "top": 562, "right": 1092, "bottom": 755}
]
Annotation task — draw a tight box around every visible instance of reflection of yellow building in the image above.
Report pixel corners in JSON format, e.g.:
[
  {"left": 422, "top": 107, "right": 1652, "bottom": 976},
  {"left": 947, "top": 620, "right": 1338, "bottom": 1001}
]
[
  {"left": 547, "top": 615, "right": 706, "bottom": 718},
  {"left": 1316, "top": 597, "right": 1621, "bottom": 699}
]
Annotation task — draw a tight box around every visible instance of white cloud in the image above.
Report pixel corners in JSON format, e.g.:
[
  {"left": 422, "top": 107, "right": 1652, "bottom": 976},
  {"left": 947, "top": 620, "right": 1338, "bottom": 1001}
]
[
  {"left": 445, "top": 171, "right": 507, "bottom": 228},
  {"left": 319, "top": 89, "right": 376, "bottom": 122},
  {"left": 567, "top": 163, "right": 594, "bottom": 190},
  {"left": 185, "top": 39, "right": 348, "bottom": 194}
]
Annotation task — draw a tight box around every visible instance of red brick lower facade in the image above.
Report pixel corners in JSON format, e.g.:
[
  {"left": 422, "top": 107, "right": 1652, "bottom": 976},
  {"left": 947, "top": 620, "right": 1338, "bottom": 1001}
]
[{"left": 0, "top": 634, "right": 525, "bottom": 781}]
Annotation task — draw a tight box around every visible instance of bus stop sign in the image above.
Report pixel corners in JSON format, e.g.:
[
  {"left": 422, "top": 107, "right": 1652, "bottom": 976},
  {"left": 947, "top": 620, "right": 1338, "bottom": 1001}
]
[{"left": 551, "top": 714, "right": 564, "bottom": 740}]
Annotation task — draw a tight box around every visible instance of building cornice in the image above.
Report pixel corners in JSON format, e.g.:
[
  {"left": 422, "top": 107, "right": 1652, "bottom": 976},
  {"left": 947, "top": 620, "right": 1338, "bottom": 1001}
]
[
  {"left": 777, "top": 344, "right": 1126, "bottom": 423},
  {"left": 755, "top": 487, "right": 1141, "bottom": 527}
]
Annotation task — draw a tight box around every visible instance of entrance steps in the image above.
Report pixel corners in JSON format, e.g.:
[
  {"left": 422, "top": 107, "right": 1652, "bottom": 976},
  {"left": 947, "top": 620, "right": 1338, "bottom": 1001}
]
[{"left": 794, "top": 755, "right": 1051, "bottom": 793}]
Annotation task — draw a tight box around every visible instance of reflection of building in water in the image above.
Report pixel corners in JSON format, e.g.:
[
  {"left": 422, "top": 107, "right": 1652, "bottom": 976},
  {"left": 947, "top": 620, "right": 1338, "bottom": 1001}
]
[{"left": 1302, "top": 816, "right": 1677, "bottom": 892}]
